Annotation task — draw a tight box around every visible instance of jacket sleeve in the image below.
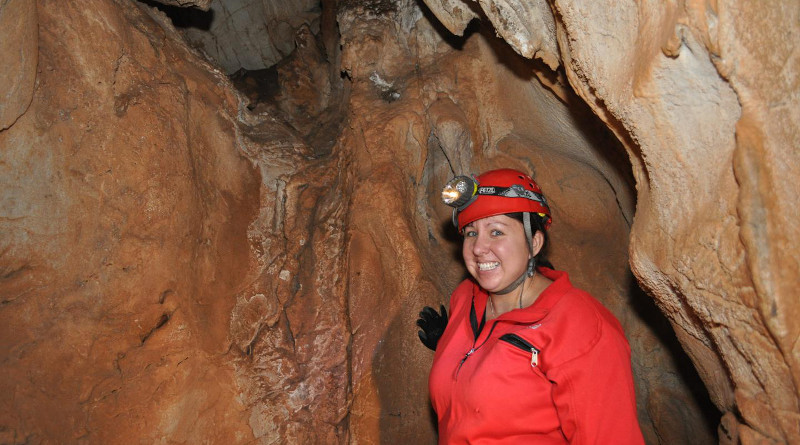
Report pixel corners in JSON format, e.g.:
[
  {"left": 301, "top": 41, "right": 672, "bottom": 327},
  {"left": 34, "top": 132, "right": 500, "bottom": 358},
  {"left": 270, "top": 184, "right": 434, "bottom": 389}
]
[{"left": 547, "top": 321, "right": 645, "bottom": 445}]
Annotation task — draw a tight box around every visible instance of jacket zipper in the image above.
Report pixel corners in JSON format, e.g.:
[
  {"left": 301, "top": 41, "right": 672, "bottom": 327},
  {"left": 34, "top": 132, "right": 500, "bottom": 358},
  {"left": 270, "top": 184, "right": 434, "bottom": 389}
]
[
  {"left": 454, "top": 320, "right": 500, "bottom": 379},
  {"left": 499, "top": 333, "right": 540, "bottom": 368}
]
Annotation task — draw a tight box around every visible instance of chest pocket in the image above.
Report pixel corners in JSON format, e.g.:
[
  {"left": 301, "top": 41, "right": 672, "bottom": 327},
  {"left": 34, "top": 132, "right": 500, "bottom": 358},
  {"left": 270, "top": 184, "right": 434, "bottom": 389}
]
[{"left": 499, "top": 333, "right": 541, "bottom": 369}]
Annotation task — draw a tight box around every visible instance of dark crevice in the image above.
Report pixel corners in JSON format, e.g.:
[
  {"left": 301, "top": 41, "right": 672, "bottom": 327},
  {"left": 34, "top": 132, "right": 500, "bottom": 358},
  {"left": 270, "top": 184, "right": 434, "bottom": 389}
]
[
  {"left": 230, "top": 67, "right": 281, "bottom": 109},
  {"left": 140, "top": 313, "right": 171, "bottom": 345},
  {"left": 158, "top": 289, "right": 173, "bottom": 304},
  {"left": 136, "top": 0, "right": 214, "bottom": 30},
  {"left": 1, "top": 264, "right": 31, "bottom": 280},
  {"left": 229, "top": 23, "right": 347, "bottom": 157}
]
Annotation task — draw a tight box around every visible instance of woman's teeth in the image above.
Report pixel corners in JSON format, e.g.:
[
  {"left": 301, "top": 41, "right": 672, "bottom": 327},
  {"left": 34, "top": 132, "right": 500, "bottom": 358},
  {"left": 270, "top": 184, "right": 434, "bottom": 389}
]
[{"left": 478, "top": 262, "right": 500, "bottom": 271}]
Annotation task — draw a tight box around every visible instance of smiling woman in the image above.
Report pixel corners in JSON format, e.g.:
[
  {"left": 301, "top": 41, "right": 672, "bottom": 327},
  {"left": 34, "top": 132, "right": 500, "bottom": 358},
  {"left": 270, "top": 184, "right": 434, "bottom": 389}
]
[
  {"left": 419, "top": 168, "right": 645, "bottom": 444},
  {"left": 463, "top": 214, "right": 548, "bottom": 317}
]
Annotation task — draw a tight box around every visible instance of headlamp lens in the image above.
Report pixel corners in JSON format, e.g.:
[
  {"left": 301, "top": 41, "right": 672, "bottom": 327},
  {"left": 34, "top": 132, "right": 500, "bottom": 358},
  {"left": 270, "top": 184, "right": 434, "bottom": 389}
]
[{"left": 441, "top": 176, "right": 476, "bottom": 208}]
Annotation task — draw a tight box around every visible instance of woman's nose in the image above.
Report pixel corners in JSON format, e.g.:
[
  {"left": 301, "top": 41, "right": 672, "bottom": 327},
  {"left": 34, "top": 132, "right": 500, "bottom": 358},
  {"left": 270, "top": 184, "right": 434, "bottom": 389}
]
[{"left": 472, "top": 233, "right": 490, "bottom": 255}]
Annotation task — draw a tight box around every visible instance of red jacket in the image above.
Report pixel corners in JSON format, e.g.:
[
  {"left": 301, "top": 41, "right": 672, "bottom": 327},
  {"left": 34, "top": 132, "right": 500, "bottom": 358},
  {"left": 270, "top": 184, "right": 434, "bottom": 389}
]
[{"left": 429, "top": 268, "right": 644, "bottom": 444}]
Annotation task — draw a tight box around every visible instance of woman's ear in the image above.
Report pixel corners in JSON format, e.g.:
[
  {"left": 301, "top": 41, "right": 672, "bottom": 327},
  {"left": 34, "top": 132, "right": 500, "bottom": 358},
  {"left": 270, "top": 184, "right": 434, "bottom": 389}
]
[{"left": 531, "top": 231, "right": 545, "bottom": 257}]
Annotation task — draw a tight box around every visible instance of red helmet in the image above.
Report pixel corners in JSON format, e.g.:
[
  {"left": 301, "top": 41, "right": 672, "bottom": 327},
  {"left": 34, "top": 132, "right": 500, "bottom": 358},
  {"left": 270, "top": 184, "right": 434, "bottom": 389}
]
[{"left": 444, "top": 168, "right": 552, "bottom": 232}]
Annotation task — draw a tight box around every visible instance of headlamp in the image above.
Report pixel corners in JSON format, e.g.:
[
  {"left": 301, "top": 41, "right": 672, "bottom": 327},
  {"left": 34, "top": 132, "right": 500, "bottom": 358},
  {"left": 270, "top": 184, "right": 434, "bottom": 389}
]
[{"left": 441, "top": 175, "right": 478, "bottom": 209}]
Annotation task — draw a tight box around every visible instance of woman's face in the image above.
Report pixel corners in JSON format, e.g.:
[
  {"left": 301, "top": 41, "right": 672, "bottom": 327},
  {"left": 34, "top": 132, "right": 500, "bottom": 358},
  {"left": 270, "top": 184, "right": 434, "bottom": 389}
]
[{"left": 462, "top": 214, "right": 531, "bottom": 293}]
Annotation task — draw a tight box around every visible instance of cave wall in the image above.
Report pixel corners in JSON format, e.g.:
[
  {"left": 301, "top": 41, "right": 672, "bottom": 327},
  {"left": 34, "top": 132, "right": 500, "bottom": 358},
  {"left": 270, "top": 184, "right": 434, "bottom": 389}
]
[
  {"left": 0, "top": 0, "right": 354, "bottom": 442},
  {"left": 0, "top": 0, "right": 261, "bottom": 442},
  {"left": 1, "top": 0, "right": 797, "bottom": 444}
]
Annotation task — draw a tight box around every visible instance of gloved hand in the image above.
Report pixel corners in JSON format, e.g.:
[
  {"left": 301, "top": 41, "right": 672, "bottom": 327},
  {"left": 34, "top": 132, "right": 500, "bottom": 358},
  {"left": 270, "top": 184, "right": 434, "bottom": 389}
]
[{"left": 417, "top": 305, "right": 448, "bottom": 351}]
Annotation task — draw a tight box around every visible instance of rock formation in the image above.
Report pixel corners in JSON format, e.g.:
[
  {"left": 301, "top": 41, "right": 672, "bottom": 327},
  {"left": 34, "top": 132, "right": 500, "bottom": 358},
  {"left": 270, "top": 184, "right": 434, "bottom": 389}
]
[
  {"left": 0, "top": 0, "right": 797, "bottom": 444},
  {"left": 0, "top": 1, "right": 260, "bottom": 442}
]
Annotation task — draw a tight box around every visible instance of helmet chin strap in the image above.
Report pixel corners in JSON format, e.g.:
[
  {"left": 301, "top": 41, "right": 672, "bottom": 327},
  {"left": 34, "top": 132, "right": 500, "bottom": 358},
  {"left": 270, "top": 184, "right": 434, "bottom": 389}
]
[
  {"left": 493, "top": 258, "right": 534, "bottom": 294},
  {"left": 493, "top": 213, "right": 536, "bottom": 295}
]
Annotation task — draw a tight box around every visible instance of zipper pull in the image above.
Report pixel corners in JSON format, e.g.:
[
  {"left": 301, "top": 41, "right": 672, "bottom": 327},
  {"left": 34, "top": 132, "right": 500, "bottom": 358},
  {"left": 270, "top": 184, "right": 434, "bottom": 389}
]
[
  {"left": 460, "top": 348, "right": 476, "bottom": 365},
  {"left": 530, "top": 348, "right": 539, "bottom": 368},
  {"left": 454, "top": 348, "right": 477, "bottom": 380}
]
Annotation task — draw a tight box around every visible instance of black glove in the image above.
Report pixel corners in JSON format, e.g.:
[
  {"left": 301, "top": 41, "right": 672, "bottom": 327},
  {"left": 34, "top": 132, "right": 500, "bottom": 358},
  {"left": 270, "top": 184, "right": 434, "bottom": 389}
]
[{"left": 417, "top": 305, "right": 448, "bottom": 351}]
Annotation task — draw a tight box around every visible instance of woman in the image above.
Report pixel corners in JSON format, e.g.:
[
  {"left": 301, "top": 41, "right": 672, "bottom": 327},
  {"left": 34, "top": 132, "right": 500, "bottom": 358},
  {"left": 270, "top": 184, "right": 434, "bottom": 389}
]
[{"left": 418, "top": 168, "right": 644, "bottom": 444}]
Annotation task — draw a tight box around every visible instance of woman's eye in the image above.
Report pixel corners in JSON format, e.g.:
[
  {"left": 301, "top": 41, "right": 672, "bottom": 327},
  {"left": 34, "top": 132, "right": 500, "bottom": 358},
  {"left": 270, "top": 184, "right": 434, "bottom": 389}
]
[
  {"left": 464, "top": 230, "right": 477, "bottom": 237},
  {"left": 491, "top": 229, "right": 503, "bottom": 236}
]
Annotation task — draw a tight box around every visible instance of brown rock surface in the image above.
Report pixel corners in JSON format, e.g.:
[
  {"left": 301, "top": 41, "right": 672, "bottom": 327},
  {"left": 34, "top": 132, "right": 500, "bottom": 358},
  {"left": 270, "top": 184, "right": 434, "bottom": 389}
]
[
  {"left": 0, "top": 0, "right": 37, "bottom": 130},
  {"left": 2, "top": 0, "right": 351, "bottom": 442},
  {"left": 1, "top": 0, "right": 797, "bottom": 444},
  {"left": 2, "top": 0, "right": 257, "bottom": 442}
]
